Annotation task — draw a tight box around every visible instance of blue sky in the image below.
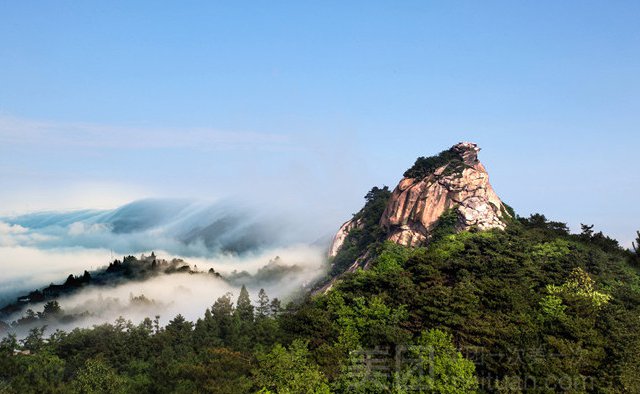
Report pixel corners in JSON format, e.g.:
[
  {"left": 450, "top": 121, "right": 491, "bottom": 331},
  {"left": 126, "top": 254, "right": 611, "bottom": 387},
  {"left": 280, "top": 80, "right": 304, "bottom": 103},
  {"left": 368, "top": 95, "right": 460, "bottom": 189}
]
[{"left": 1, "top": 1, "right": 639, "bottom": 245}]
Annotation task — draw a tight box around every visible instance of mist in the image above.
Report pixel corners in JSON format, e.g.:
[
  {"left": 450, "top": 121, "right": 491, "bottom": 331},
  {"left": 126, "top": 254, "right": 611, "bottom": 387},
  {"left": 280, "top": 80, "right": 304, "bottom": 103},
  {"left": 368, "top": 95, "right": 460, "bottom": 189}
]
[
  {"left": 0, "top": 246, "right": 115, "bottom": 305},
  {"left": 0, "top": 197, "right": 334, "bottom": 337},
  {"left": 1, "top": 244, "right": 326, "bottom": 336},
  {"left": 1, "top": 198, "right": 332, "bottom": 256}
]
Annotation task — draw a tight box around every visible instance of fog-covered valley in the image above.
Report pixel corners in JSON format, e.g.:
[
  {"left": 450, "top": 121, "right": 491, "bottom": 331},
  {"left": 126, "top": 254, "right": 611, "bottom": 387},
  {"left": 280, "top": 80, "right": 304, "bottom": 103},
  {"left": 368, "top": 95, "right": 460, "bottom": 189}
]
[{"left": 0, "top": 199, "right": 330, "bottom": 336}]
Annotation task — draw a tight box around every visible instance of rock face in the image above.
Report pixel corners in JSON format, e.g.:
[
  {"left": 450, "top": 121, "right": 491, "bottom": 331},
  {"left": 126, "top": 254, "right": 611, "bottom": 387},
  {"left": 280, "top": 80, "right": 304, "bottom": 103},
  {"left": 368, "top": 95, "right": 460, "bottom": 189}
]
[
  {"left": 380, "top": 142, "right": 509, "bottom": 247},
  {"left": 328, "top": 218, "right": 362, "bottom": 258},
  {"left": 319, "top": 142, "right": 511, "bottom": 293},
  {"left": 327, "top": 142, "right": 510, "bottom": 258}
]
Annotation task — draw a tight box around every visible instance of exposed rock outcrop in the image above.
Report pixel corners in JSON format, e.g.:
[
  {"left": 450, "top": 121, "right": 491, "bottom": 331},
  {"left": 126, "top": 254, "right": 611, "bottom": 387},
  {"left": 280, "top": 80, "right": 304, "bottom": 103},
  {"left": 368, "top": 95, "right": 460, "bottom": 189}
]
[
  {"left": 328, "top": 142, "right": 510, "bottom": 258},
  {"left": 318, "top": 142, "right": 511, "bottom": 294},
  {"left": 380, "top": 142, "right": 509, "bottom": 247},
  {"left": 328, "top": 218, "right": 362, "bottom": 258}
]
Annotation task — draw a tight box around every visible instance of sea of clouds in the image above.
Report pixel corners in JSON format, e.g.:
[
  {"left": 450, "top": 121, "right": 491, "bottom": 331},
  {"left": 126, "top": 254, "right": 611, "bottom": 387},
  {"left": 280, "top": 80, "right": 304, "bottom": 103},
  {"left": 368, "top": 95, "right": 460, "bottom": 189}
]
[{"left": 0, "top": 199, "right": 332, "bottom": 335}]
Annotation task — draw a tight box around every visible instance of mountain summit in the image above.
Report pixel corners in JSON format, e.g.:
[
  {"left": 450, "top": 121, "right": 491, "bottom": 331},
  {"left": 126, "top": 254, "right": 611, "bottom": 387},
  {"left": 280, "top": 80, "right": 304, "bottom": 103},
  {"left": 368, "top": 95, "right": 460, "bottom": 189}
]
[
  {"left": 329, "top": 142, "right": 511, "bottom": 259},
  {"left": 381, "top": 141, "right": 510, "bottom": 247}
]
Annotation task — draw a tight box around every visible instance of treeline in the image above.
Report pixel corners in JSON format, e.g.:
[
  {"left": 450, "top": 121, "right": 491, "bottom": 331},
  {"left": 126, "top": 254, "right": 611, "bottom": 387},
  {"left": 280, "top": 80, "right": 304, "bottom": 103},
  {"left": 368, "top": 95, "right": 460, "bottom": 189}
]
[
  {"left": 0, "top": 284, "right": 474, "bottom": 393},
  {"left": 0, "top": 274, "right": 481, "bottom": 394},
  {"left": 1, "top": 199, "right": 639, "bottom": 392},
  {"left": 0, "top": 253, "right": 219, "bottom": 320}
]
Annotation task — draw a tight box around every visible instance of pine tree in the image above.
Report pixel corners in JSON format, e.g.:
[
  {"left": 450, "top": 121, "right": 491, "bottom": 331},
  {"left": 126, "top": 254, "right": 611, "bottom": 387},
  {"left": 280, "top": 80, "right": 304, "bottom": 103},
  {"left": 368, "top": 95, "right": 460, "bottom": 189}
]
[
  {"left": 193, "top": 308, "right": 221, "bottom": 348},
  {"left": 254, "top": 289, "right": 280, "bottom": 347},
  {"left": 581, "top": 223, "right": 595, "bottom": 240},
  {"left": 153, "top": 315, "right": 161, "bottom": 334},
  {"left": 633, "top": 231, "right": 640, "bottom": 266},
  {"left": 165, "top": 314, "right": 194, "bottom": 357},
  {"left": 232, "top": 286, "right": 254, "bottom": 351},
  {"left": 21, "top": 327, "right": 45, "bottom": 352},
  {"left": 41, "top": 301, "right": 62, "bottom": 319},
  {"left": 270, "top": 298, "right": 282, "bottom": 316},
  {"left": 212, "top": 293, "right": 235, "bottom": 345},
  {"left": 256, "top": 288, "right": 270, "bottom": 318},
  {"left": 235, "top": 285, "right": 254, "bottom": 322}
]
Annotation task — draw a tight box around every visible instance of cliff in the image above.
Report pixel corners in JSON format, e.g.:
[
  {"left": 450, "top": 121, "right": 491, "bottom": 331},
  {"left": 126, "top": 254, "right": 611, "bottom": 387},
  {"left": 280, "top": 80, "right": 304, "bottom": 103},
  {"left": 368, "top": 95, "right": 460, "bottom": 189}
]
[
  {"left": 380, "top": 142, "right": 510, "bottom": 247},
  {"left": 329, "top": 142, "right": 510, "bottom": 258}
]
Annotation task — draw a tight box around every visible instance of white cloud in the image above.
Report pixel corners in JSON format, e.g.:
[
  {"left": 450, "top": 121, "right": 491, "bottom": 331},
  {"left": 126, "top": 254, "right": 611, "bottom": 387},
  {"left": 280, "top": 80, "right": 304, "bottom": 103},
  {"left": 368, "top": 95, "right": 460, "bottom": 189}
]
[
  {"left": 0, "top": 222, "right": 28, "bottom": 235},
  {"left": 68, "top": 222, "right": 109, "bottom": 236},
  {"left": 0, "top": 181, "right": 152, "bottom": 216},
  {"left": 0, "top": 221, "right": 57, "bottom": 247},
  {"left": 0, "top": 244, "right": 326, "bottom": 335},
  {"left": 0, "top": 245, "right": 112, "bottom": 296},
  {"left": 0, "top": 114, "right": 295, "bottom": 151}
]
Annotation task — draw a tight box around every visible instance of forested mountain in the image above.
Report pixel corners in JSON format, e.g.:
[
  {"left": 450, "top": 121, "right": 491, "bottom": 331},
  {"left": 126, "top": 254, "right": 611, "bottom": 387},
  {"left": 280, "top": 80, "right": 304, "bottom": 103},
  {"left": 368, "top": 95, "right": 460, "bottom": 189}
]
[
  {"left": 1, "top": 143, "right": 639, "bottom": 393},
  {"left": 0, "top": 253, "right": 219, "bottom": 322}
]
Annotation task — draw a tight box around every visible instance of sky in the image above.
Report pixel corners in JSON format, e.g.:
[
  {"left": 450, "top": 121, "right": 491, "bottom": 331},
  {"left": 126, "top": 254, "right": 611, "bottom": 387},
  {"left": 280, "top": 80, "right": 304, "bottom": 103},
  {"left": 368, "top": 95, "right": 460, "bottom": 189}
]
[{"left": 0, "top": 1, "right": 639, "bottom": 246}]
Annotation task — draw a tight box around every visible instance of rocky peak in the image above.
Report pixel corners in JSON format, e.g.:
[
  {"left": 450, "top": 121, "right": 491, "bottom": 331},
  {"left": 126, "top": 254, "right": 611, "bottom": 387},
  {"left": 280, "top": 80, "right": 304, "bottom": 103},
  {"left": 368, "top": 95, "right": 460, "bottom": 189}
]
[
  {"left": 380, "top": 142, "right": 510, "bottom": 247},
  {"left": 328, "top": 142, "right": 511, "bottom": 257},
  {"left": 452, "top": 141, "right": 481, "bottom": 165}
]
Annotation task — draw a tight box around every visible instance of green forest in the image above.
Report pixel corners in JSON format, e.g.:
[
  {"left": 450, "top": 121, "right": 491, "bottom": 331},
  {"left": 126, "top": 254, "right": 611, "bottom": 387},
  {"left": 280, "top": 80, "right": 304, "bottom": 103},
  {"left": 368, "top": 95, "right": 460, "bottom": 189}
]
[{"left": 1, "top": 190, "right": 640, "bottom": 393}]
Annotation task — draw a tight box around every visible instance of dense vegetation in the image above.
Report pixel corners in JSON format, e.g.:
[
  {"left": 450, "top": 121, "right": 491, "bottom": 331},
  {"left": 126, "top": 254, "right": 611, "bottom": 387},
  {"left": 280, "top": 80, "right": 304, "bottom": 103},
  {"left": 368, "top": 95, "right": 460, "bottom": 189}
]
[
  {"left": 327, "top": 186, "right": 391, "bottom": 278},
  {"left": 327, "top": 221, "right": 640, "bottom": 392},
  {"left": 403, "top": 148, "right": 470, "bottom": 179},
  {"left": 1, "top": 189, "right": 639, "bottom": 393}
]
